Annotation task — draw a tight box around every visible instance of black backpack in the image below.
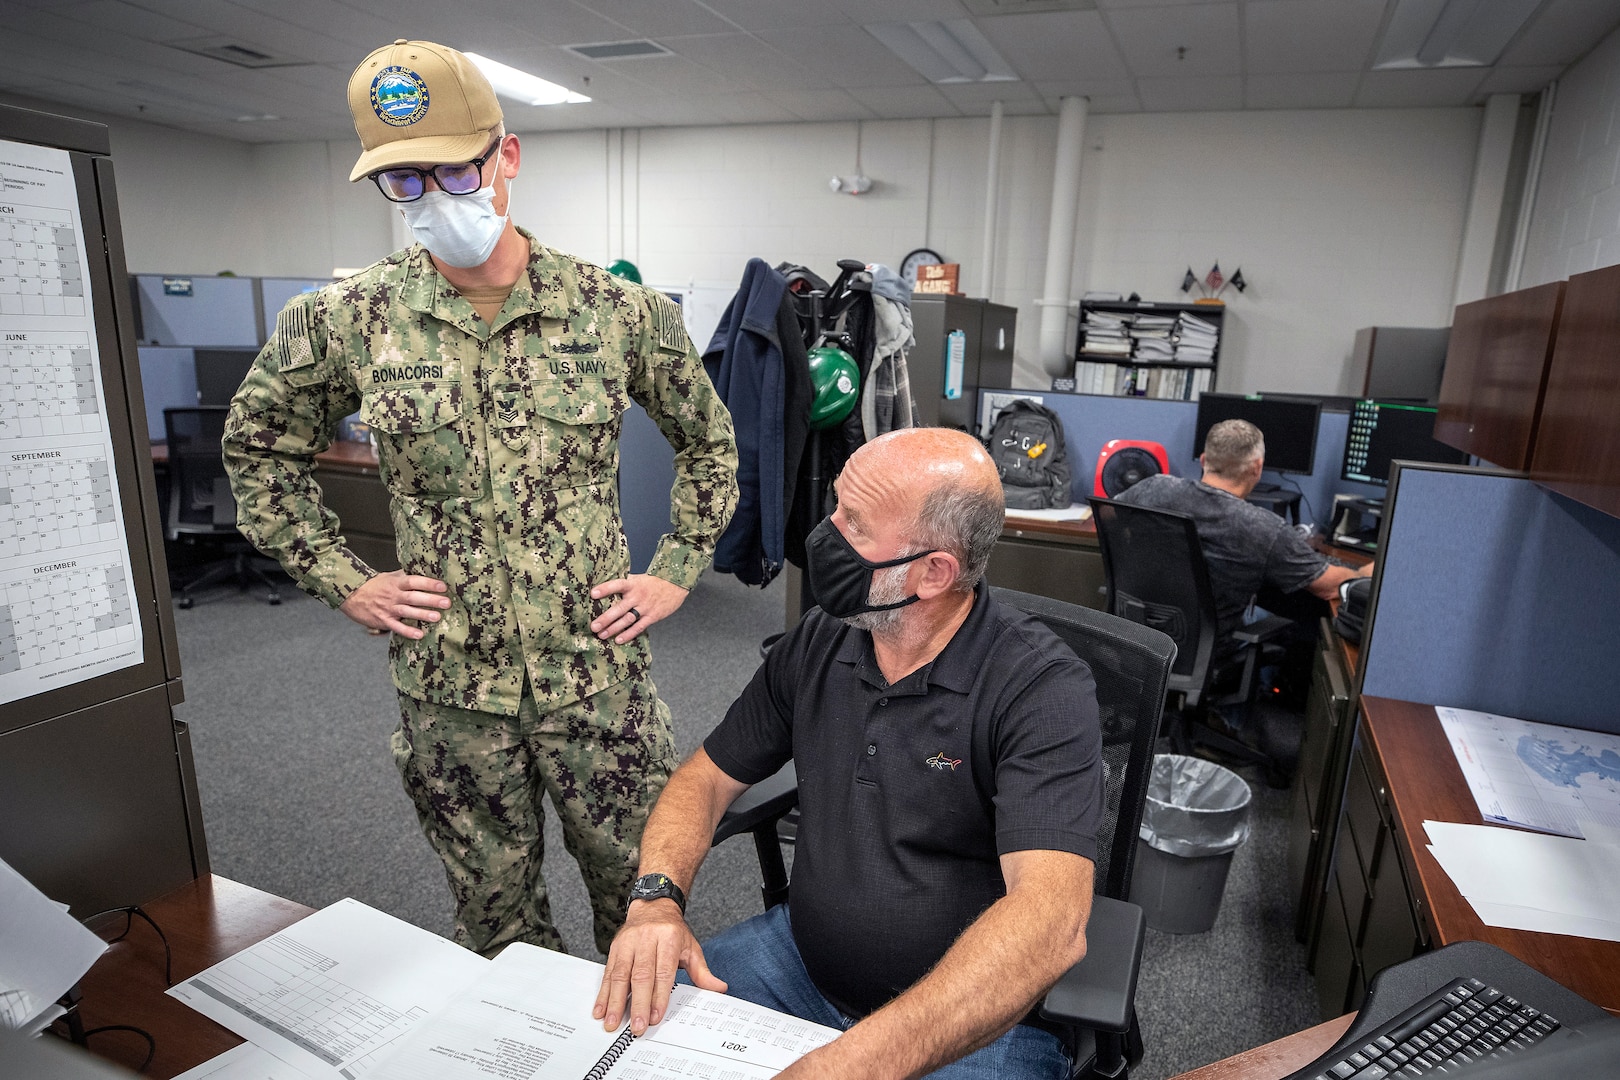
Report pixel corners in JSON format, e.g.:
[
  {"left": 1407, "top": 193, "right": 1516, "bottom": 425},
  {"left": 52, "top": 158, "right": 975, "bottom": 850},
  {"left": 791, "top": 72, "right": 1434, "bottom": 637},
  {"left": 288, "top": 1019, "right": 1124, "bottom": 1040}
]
[{"left": 986, "top": 399, "right": 1072, "bottom": 510}]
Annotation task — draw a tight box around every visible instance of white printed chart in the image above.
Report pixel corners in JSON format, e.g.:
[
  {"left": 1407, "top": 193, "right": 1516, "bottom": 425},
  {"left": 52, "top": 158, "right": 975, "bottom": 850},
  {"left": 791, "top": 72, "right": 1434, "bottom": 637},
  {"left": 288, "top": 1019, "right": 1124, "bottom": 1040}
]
[
  {"left": 0, "top": 200, "right": 86, "bottom": 317},
  {"left": 0, "top": 137, "right": 142, "bottom": 703},
  {"left": 1436, "top": 706, "right": 1620, "bottom": 838}
]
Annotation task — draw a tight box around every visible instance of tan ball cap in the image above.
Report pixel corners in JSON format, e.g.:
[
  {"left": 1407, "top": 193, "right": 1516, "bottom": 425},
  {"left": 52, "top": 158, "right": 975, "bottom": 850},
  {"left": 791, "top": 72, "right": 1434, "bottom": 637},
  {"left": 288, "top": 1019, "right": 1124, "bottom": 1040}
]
[{"left": 347, "top": 39, "right": 503, "bottom": 182}]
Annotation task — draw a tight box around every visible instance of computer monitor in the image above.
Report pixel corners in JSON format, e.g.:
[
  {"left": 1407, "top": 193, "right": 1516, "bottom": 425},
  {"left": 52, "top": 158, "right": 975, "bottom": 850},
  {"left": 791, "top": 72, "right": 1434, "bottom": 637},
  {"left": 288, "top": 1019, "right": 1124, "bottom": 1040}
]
[
  {"left": 1340, "top": 400, "right": 1470, "bottom": 486},
  {"left": 194, "top": 348, "right": 260, "bottom": 407},
  {"left": 1193, "top": 393, "right": 1320, "bottom": 475}
]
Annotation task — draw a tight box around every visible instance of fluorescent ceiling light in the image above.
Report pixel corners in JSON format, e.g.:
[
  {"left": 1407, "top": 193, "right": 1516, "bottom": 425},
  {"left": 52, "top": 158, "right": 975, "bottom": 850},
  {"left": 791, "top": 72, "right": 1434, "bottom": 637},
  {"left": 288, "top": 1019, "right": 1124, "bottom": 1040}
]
[
  {"left": 1373, "top": 0, "right": 1541, "bottom": 69},
  {"left": 464, "top": 53, "right": 589, "bottom": 105},
  {"left": 867, "top": 20, "right": 1018, "bottom": 84}
]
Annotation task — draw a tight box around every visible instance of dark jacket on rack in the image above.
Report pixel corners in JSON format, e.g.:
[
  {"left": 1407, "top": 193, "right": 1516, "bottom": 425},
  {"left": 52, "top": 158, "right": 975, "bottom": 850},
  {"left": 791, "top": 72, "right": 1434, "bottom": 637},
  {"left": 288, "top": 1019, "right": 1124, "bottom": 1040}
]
[{"left": 703, "top": 258, "right": 810, "bottom": 587}]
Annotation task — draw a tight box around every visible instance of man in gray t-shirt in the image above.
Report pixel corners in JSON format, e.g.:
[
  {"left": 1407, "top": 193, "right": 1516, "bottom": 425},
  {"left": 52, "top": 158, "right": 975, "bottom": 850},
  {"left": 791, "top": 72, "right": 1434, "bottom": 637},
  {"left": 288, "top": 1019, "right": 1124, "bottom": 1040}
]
[{"left": 1115, "top": 419, "right": 1371, "bottom": 649}]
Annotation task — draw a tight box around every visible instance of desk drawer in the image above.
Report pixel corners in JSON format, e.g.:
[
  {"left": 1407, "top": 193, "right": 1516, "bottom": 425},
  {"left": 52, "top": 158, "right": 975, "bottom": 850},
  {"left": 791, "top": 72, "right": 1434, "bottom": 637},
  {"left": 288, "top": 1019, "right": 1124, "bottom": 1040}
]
[
  {"left": 317, "top": 467, "right": 393, "bottom": 538},
  {"left": 1344, "top": 737, "right": 1389, "bottom": 887}
]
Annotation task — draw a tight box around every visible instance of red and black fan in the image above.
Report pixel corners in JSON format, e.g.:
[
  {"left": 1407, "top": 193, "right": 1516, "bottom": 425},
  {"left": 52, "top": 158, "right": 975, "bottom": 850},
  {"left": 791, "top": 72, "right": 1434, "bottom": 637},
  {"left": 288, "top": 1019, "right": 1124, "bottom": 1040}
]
[{"left": 1093, "top": 440, "right": 1170, "bottom": 498}]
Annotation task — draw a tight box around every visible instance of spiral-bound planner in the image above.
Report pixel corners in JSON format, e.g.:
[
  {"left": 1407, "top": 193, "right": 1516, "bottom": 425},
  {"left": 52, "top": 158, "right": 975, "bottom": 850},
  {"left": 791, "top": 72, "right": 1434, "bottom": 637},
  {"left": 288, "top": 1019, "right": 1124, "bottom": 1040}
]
[{"left": 367, "top": 942, "right": 840, "bottom": 1080}]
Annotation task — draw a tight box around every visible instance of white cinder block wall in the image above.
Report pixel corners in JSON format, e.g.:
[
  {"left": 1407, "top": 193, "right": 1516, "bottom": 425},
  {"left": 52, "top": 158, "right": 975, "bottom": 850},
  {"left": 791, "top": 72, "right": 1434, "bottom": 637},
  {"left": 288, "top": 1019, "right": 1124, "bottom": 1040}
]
[
  {"left": 25, "top": 87, "right": 1495, "bottom": 397},
  {"left": 1518, "top": 21, "right": 1620, "bottom": 288}
]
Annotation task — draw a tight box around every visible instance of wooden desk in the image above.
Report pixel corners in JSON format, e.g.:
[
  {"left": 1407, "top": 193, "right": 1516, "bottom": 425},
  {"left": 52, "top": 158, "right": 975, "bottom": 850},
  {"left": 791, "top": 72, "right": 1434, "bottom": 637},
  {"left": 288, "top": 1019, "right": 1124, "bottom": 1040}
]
[
  {"left": 75, "top": 875, "right": 313, "bottom": 1078},
  {"left": 1359, "top": 697, "right": 1620, "bottom": 1017},
  {"left": 1168, "top": 1015, "right": 1354, "bottom": 1080}
]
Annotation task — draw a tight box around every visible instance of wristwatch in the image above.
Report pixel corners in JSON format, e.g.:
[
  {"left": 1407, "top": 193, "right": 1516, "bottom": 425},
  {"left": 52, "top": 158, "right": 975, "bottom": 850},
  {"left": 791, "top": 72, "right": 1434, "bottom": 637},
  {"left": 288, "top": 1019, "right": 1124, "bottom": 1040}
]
[{"left": 629, "top": 873, "right": 687, "bottom": 913}]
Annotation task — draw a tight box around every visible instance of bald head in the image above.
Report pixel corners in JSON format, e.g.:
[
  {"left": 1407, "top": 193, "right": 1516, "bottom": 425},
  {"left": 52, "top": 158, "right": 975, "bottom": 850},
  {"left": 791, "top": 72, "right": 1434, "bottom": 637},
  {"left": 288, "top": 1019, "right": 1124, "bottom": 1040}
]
[{"left": 846, "top": 428, "right": 1005, "bottom": 594}]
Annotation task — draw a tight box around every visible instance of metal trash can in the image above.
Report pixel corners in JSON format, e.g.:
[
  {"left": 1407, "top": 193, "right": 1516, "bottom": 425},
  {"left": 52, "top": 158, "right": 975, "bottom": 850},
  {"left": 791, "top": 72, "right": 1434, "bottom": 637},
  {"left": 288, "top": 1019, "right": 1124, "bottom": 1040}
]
[{"left": 1128, "top": 754, "right": 1252, "bottom": 934}]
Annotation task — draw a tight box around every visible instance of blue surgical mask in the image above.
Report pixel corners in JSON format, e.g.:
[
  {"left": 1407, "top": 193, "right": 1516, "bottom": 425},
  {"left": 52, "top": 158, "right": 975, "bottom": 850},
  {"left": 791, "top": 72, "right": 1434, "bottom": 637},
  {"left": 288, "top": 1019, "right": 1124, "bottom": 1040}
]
[{"left": 399, "top": 179, "right": 511, "bottom": 268}]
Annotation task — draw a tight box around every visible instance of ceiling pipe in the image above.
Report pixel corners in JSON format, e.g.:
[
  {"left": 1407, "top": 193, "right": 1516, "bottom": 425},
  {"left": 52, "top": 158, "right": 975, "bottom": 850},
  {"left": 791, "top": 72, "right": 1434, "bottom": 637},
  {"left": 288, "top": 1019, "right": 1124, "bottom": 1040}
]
[
  {"left": 1039, "top": 95, "right": 1089, "bottom": 377},
  {"left": 979, "top": 100, "right": 1004, "bottom": 300}
]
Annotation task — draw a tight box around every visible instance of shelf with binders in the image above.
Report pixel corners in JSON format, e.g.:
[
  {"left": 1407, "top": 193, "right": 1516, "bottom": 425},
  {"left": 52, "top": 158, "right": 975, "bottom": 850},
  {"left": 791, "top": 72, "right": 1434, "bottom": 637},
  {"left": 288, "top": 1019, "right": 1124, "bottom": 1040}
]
[{"left": 1074, "top": 299, "right": 1225, "bottom": 399}]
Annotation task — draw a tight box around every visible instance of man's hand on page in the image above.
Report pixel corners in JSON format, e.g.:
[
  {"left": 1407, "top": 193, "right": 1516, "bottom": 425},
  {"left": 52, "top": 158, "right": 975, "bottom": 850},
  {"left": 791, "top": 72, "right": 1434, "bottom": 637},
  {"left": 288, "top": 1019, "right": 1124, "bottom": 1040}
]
[{"left": 593, "top": 900, "right": 727, "bottom": 1035}]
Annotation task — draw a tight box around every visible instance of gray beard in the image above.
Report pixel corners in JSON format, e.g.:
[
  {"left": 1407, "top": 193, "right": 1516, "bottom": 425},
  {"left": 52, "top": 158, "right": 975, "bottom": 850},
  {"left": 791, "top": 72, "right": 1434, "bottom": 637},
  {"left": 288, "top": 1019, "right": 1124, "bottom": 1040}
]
[{"left": 840, "top": 561, "right": 913, "bottom": 634}]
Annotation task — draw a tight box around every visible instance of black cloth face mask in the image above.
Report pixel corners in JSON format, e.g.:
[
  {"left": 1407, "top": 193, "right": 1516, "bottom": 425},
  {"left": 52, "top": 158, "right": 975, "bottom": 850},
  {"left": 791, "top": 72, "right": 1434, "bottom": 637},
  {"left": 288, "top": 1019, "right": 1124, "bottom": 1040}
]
[{"left": 805, "top": 517, "right": 936, "bottom": 619}]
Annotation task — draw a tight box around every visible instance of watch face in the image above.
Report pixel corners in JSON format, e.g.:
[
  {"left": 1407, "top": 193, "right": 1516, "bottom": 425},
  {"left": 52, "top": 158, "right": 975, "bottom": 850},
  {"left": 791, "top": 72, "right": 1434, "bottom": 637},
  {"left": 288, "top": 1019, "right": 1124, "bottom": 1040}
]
[{"left": 899, "top": 247, "right": 943, "bottom": 288}]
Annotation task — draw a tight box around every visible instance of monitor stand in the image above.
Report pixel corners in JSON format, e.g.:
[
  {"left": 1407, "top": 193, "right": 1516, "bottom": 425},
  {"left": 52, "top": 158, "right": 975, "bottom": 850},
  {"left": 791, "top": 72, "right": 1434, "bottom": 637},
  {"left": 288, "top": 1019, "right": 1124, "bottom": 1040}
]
[{"left": 1330, "top": 494, "right": 1385, "bottom": 551}]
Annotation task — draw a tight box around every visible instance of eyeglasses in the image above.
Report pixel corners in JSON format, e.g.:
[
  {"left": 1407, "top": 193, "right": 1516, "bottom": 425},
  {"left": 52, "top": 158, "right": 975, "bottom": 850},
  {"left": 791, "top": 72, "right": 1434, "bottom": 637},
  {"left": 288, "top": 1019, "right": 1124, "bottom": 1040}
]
[{"left": 369, "top": 140, "right": 501, "bottom": 203}]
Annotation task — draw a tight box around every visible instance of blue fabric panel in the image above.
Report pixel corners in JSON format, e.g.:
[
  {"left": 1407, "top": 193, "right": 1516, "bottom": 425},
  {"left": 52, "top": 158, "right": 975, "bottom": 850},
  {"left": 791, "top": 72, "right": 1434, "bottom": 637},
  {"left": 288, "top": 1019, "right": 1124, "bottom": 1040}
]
[
  {"left": 134, "top": 275, "right": 259, "bottom": 348},
  {"left": 136, "top": 347, "right": 197, "bottom": 444},
  {"left": 1362, "top": 468, "right": 1620, "bottom": 733}
]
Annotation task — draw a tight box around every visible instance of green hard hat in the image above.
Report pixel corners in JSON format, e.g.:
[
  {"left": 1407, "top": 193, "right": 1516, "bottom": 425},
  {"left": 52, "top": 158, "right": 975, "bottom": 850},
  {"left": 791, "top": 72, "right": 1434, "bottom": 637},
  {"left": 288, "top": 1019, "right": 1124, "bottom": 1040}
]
[
  {"left": 807, "top": 345, "right": 860, "bottom": 430},
  {"left": 607, "top": 258, "right": 642, "bottom": 283}
]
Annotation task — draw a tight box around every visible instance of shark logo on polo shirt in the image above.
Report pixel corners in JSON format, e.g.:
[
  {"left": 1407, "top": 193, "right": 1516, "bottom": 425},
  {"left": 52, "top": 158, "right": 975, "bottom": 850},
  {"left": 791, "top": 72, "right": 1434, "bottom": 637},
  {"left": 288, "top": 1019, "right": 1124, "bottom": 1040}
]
[
  {"left": 926, "top": 751, "right": 962, "bottom": 772},
  {"left": 371, "top": 66, "right": 429, "bottom": 127}
]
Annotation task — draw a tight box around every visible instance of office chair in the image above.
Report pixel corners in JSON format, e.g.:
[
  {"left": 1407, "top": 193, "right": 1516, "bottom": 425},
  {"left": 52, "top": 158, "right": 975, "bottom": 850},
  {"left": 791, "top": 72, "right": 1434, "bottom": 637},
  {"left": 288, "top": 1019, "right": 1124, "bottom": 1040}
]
[
  {"left": 163, "top": 407, "right": 282, "bottom": 608},
  {"left": 711, "top": 589, "right": 1176, "bottom": 1080},
  {"left": 1087, "top": 497, "right": 1292, "bottom": 787}
]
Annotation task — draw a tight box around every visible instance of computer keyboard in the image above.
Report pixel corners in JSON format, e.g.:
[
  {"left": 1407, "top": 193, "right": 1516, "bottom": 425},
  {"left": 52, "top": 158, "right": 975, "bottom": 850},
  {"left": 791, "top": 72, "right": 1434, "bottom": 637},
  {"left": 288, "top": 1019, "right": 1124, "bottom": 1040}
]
[{"left": 1298, "top": 976, "right": 1563, "bottom": 1079}]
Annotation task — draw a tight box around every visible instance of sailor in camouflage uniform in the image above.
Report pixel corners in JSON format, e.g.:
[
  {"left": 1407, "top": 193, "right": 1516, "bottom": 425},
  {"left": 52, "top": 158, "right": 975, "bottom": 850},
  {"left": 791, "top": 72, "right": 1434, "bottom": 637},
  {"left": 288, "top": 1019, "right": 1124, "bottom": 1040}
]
[{"left": 223, "top": 40, "right": 737, "bottom": 958}]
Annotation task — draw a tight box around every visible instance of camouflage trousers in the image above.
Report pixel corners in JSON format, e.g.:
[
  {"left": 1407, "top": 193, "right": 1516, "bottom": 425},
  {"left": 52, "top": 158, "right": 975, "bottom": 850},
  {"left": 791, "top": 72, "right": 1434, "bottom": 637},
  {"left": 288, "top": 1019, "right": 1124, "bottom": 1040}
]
[{"left": 390, "top": 675, "right": 677, "bottom": 958}]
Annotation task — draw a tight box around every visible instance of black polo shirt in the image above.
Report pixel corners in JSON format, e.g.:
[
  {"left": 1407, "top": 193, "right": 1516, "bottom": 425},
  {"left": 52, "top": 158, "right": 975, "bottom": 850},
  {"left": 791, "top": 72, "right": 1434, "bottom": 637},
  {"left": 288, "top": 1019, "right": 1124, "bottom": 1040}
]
[{"left": 704, "top": 582, "right": 1102, "bottom": 1020}]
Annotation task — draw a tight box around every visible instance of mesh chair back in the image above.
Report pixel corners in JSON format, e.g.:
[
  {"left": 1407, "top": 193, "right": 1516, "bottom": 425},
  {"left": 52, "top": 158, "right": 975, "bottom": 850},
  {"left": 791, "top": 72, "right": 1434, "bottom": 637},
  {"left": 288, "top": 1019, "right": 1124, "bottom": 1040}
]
[
  {"left": 1088, "top": 497, "right": 1218, "bottom": 705},
  {"left": 163, "top": 407, "right": 234, "bottom": 538},
  {"left": 991, "top": 588, "right": 1175, "bottom": 902}
]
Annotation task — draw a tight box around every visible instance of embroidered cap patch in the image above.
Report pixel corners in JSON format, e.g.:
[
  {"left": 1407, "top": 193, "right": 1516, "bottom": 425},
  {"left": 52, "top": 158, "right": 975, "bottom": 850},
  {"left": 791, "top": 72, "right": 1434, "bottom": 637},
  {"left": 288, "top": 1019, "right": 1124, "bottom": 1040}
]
[{"left": 371, "top": 66, "right": 430, "bottom": 127}]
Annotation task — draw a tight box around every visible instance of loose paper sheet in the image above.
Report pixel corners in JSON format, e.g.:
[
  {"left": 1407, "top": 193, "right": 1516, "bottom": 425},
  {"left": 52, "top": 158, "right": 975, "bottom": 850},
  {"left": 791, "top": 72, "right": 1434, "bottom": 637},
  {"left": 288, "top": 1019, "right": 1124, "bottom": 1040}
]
[
  {"left": 1424, "top": 820, "right": 1620, "bottom": 942},
  {"left": 168, "top": 898, "right": 488, "bottom": 1080},
  {"left": 0, "top": 857, "right": 107, "bottom": 1031}
]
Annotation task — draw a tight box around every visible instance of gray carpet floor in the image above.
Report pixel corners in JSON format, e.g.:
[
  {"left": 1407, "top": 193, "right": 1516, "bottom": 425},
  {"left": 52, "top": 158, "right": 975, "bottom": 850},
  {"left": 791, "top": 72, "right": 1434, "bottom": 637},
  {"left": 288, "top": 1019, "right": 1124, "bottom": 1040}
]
[{"left": 174, "top": 572, "right": 1318, "bottom": 1078}]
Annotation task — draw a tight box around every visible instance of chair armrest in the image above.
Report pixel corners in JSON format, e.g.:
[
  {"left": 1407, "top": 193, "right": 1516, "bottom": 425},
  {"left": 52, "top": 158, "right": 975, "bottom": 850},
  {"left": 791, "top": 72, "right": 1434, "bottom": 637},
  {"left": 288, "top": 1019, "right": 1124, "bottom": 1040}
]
[
  {"left": 711, "top": 763, "right": 798, "bottom": 846},
  {"left": 1039, "top": 895, "right": 1145, "bottom": 1034},
  {"left": 1231, "top": 613, "right": 1293, "bottom": 646}
]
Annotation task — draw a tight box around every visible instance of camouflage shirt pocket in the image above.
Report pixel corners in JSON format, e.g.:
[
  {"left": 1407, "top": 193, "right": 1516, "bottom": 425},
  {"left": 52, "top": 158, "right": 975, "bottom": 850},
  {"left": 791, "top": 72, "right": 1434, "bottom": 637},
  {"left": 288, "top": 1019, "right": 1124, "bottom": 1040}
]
[
  {"left": 530, "top": 376, "right": 630, "bottom": 489},
  {"left": 361, "top": 383, "right": 475, "bottom": 498}
]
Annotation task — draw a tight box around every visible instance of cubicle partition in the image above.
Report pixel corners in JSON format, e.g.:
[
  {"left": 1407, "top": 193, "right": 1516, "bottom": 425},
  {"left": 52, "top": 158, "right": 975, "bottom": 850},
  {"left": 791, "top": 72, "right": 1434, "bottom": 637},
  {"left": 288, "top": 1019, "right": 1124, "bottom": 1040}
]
[
  {"left": 257, "top": 278, "right": 331, "bottom": 341},
  {"left": 131, "top": 273, "right": 260, "bottom": 348},
  {"left": 978, "top": 390, "right": 1385, "bottom": 528},
  {"left": 1358, "top": 463, "right": 1620, "bottom": 733}
]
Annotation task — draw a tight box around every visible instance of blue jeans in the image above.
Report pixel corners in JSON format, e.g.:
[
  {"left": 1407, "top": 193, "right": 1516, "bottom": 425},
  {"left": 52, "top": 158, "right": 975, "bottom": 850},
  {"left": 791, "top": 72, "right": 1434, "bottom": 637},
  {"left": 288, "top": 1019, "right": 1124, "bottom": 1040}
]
[{"left": 687, "top": 904, "right": 1071, "bottom": 1079}]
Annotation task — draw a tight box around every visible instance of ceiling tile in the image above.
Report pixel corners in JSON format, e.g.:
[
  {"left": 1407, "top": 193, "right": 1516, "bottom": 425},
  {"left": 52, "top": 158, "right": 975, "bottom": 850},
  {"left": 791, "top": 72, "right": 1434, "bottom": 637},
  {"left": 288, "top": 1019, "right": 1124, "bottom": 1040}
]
[
  {"left": 1244, "top": 72, "right": 1360, "bottom": 110},
  {"left": 609, "top": 55, "right": 742, "bottom": 96},
  {"left": 1034, "top": 78, "right": 1141, "bottom": 113},
  {"left": 1354, "top": 68, "right": 1489, "bottom": 108},
  {"left": 1473, "top": 66, "right": 1562, "bottom": 96},
  {"left": 935, "top": 80, "right": 1047, "bottom": 114},
  {"left": 506, "top": 101, "right": 644, "bottom": 131},
  {"left": 572, "top": 0, "right": 736, "bottom": 38},
  {"left": 758, "top": 24, "right": 931, "bottom": 87},
  {"left": 1137, "top": 74, "right": 1243, "bottom": 111},
  {"left": 846, "top": 84, "right": 960, "bottom": 118},
  {"left": 1096, "top": 0, "right": 1229, "bottom": 8},
  {"left": 55, "top": 1, "right": 210, "bottom": 42},
  {"left": 216, "top": 0, "right": 397, "bottom": 49},
  {"left": 704, "top": 93, "right": 803, "bottom": 124},
  {"left": 975, "top": 10, "right": 1129, "bottom": 81},
  {"left": 661, "top": 34, "right": 837, "bottom": 91},
  {"left": 827, "top": 0, "right": 971, "bottom": 18},
  {"left": 696, "top": 0, "right": 855, "bottom": 32},
  {"left": 1243, "top": 0, "right": 1385, "bottom": 75},
  {"left": 764, "top": 88, "right": 875, "bottom": 122},
  {"left": 1498, "top": 0, "right": 1620, "bottom": 68},
  {"left": 1104, "top": 4, "right": 1242, "bottom": 77}
]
